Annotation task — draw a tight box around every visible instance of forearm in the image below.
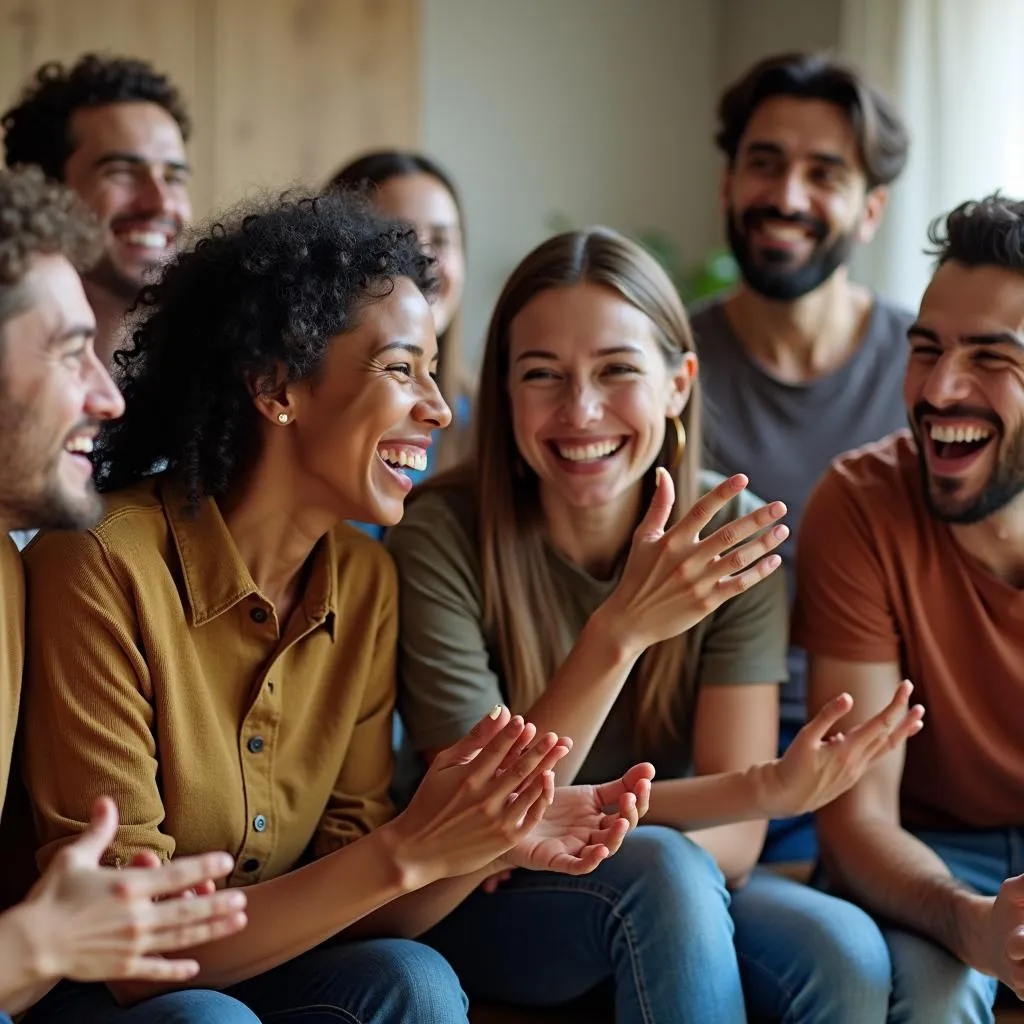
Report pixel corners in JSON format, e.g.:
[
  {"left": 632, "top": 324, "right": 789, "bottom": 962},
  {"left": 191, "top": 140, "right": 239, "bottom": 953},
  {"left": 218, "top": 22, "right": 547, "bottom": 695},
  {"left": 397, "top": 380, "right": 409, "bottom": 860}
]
[
  {"left": 343, "top": 864, "right": 495, "bottom": 940},
  {"left": 522, "top": 610, "right": 640, "bottom": 782},
  {"left": 112, "top": 822, "right": 430, "bottom": 1001},
  {"left": 687, "top": 820, "right": 767, "bottom": 887},
  {"left": 645, "top": 771, "right": 771, "bottom": 832},
  {"left": 819, "top": 813, "right": 990, "bottom": 968},
  {"left": 0, "top": 904, "right": 58, "bottom": 1015}
]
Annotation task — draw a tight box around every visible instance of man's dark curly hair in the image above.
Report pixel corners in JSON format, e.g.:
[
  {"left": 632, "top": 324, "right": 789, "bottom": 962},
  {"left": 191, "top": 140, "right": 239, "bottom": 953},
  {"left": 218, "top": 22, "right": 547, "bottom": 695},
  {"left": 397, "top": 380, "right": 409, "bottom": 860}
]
[
  {"left": 93, "top": 189, "right": 436, "bottom": 507},
  {"left": 2, "top": 53, "right": 191, "bottom": 180},
  {"left": 927, "top": 194, "right": 1024, "bottom": 273},
  {"left": 0, "top": 164, "right": 103, "bottom": 326},
  {"left": 715, "top": 52, "right": 909, "bottom": 190}
]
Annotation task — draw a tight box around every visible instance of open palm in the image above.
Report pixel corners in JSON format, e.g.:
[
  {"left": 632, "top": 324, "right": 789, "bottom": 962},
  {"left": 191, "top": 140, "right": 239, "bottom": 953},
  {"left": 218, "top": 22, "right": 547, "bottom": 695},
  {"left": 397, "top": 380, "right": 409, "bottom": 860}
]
[{"left": 502, "top": 763, "right": 654, "bottom": 876}]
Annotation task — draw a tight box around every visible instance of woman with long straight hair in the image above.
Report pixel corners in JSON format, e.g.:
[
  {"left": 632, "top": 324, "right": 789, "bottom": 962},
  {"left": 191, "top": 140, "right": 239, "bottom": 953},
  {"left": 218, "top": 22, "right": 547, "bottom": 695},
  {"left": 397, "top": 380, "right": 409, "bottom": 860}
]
[{"left": 386, "top": 227, "right": 923, "bottom": 1022}]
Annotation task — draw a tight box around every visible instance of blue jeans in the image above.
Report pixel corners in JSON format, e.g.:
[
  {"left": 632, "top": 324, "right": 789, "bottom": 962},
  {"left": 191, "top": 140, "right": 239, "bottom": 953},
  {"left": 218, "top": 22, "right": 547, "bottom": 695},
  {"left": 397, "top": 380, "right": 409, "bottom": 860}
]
[
  {"left": 25, "top": 938, "right": 468, "bottom": 1023},
  {"left": 423, "top": 825, "right": 883, "bottom": 1023},
  {"left": 813, "top": 827, "right": 1019, "bottom": 1023},
  {"left": 761, "top": 722, "right": 818, "bottom": 864}
]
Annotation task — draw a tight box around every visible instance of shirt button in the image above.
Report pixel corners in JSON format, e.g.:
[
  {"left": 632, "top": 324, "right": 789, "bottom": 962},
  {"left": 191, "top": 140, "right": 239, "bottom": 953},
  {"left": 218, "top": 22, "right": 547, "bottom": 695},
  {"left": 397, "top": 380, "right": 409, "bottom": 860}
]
[
  {"left": 253, "top": 814, "right": 267, "bottom": 832},
  {"left": 242, "top": 858, "right": 260, "bottom": 872},
  {"left": 250, "top": 607, "right": 268, "bottom": 624},
  {"left": 247, "top": 735, "right": 265, "bottom": 754}
]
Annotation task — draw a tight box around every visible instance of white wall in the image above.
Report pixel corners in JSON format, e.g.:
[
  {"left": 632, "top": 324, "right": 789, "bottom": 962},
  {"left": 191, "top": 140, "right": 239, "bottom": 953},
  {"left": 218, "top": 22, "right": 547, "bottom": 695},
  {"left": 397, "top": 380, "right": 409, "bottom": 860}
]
[
  {"left": 421, "top": 0, "right": 844, "bottom": 363},
  {"left": 420, "top": 0, "right": 721, "bottom": 362}
]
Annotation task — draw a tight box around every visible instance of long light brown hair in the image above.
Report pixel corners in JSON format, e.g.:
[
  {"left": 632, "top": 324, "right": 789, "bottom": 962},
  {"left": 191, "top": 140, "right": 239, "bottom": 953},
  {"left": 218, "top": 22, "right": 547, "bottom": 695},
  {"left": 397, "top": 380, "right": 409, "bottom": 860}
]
[{"left": 423, "top": 228, "right": 702, "bottom": 751}]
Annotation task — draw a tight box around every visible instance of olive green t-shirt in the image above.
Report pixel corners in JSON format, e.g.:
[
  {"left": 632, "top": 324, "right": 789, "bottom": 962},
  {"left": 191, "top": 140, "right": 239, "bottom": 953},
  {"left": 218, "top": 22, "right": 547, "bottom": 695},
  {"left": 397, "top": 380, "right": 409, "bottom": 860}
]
[{"left": 386, "top": 471, "right": 788, "bottom": 784}]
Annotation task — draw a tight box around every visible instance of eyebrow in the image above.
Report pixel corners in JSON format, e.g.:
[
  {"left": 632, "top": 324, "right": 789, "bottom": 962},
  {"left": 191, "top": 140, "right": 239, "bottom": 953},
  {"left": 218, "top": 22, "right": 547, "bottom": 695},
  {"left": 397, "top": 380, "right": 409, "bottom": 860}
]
[
  {"left": 47, "top": 323, "right": 96, "bottom": 349},
  {"left": 374, "top": 340, "right": 437, "bottom": 361},
  {"left": 745, "top": 141, "right": 849, "bottom": 169},
  {"left": 514, "top": 344, "right": 645, "bottom": 363},
  {"left": 907, "top": 324, "right": 1024, "bottom": 348},
  {"left": 93, "top": 152, "right": 191, "bottom": 174}
]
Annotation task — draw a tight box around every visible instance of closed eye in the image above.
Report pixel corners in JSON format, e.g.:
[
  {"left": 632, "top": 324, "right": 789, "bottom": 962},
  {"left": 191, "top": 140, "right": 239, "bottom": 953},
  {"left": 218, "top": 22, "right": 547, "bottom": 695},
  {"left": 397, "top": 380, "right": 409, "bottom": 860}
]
[
  {"left": 522, "top": 367, "right": 560, "bottom": 381},
  {"left": 603, "top": 364, "right": 640, "bottom": 376},
  {"left": 388, "top": 363, "right": 413, "bottom": 376}
]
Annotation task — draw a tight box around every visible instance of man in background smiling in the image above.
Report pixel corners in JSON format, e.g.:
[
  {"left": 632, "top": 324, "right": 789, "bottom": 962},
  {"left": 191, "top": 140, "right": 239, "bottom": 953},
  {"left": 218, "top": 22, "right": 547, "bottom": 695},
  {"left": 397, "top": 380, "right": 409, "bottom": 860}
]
[{"left": 3, "top": 53, "right": 192, "bottom": 366}]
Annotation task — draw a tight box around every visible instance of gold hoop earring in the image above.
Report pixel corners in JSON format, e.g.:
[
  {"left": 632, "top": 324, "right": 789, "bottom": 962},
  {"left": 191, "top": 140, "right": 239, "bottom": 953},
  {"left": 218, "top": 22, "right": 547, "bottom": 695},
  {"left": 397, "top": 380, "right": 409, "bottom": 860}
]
[
  {"left": 668, "top": 415, "right": 686, "bottom": 470},
  {"left": 277, "top": 413, "right": 289, "bottom": 424}
]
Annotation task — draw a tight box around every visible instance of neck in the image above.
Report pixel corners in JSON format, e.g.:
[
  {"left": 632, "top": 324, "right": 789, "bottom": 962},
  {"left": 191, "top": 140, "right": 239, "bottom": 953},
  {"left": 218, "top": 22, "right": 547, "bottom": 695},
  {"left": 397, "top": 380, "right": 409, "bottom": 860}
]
[
  {"left": 541, "top": 485, "right": 642, "bottom": 579},
  {"left": 219, "top": 453, "right": 341, "bottom": 616},
  {"left": 724, "top": 268, "right": 873, "bottom": 382},
  {"left": 83, "top": 277, "right": 131, "bottom": 368},
  {"left": 949, "top": 496, "right": 1024, "bottom": 588}
]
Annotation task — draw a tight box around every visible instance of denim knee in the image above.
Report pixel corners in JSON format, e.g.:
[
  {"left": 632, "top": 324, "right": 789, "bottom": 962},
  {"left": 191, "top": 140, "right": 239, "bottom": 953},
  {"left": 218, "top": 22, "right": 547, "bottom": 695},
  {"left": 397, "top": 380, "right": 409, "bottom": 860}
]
[
  {"left": 886, "top": 926, "right": 997, "bottom": 1024},
  {"left": 364, "top": 938, "right": 469, "bottom": 1021}
]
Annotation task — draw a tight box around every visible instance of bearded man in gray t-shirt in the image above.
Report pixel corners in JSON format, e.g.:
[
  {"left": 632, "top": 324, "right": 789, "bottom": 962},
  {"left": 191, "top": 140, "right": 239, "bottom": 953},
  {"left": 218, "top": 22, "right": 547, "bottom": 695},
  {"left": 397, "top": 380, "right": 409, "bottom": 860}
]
[{"left": 690, "top": 53, "right": 912, "bottom": 863}]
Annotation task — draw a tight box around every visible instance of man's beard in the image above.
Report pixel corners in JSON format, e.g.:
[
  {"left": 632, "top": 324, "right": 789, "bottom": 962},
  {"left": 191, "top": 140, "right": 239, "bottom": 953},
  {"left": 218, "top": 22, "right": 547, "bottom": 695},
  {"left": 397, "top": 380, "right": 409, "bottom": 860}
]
[
  {"left": 726, "top": 204, "right": 857, "bottom": 301},
  {"left": 0, "top": 386, "right": 103, "bottom": 532},
  {"left": 912, "top": 404, "right": 1024, "bottom": 524}
]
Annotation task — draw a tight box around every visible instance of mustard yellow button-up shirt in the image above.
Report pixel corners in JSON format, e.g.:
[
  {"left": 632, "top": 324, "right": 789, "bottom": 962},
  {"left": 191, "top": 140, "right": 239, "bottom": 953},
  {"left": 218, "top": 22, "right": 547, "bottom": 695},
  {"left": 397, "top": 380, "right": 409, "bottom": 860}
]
[{"left": 21, "top": 479, "right": 396, "bottom": 886}]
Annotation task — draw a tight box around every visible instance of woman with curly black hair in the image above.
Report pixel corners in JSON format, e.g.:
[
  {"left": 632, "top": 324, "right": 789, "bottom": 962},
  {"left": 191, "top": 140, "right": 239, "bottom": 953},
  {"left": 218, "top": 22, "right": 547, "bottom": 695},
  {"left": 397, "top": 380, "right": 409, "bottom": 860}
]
[{"left": 18, "top": 191, "right": 652, "bottom": 1024}]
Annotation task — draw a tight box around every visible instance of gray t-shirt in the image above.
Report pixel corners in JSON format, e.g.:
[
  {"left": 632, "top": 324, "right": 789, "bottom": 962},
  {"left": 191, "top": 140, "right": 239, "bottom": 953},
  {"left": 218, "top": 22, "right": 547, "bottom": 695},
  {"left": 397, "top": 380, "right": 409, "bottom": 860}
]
[
  {"left": 385, "top": 471, "right": 788, "bottom": 786},
  {"left": 690, "top": 296, "right": 912, "bottom": 728}
]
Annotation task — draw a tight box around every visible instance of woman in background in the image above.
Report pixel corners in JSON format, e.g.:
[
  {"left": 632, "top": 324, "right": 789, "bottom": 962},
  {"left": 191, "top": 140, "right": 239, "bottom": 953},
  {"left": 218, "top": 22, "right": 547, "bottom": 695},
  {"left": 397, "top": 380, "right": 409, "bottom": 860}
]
[{"left": 386, "top": 227, "right": 924, "bottom": 1023}]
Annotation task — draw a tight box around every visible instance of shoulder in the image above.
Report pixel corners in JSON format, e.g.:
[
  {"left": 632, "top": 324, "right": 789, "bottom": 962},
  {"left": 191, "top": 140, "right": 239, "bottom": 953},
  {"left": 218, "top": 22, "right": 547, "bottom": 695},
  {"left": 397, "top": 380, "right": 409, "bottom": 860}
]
[
  {"left": 868, "top": 295, "right": 915, "bottom": 343},
  {"left": 24, "top": 480, "right": 165, "bottom": 584},
  {"left": 806, "top": 430, "right": 920, "bottom": 542},
  {"left": 686, "top": 297, "right": 727, "bottom": 343}
]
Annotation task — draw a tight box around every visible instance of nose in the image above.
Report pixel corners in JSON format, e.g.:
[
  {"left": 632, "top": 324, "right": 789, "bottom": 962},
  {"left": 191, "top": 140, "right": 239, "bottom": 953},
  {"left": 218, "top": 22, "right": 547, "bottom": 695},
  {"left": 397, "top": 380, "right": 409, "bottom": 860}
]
[
  {"left": 770, "top": 169, "right": 812, "bottom": 216},
  {"left": 415, "top": 376, "right": 452, "bottom": 430},
  {"left": 558, "top": 378, "right": 602, "bottom": 428},
  {"left": 84, "top": 351, "right": 125, "bottom": 422},
  {"left": 920, "top": 351, "right": 973, "bottom": 409}
]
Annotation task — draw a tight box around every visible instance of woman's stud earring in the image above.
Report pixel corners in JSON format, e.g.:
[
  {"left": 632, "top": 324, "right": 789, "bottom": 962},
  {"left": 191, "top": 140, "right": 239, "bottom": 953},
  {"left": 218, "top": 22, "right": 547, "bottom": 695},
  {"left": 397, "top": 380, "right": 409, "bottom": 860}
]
[{"left": 277, "top": 413, "right": 289, "bottom": 424}]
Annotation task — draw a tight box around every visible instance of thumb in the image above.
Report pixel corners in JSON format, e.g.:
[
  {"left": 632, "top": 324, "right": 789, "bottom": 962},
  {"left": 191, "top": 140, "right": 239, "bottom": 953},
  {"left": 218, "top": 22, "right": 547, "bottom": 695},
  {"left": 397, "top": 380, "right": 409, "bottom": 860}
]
[
  {"left": 635, "top": 467, "right": 675, "bottom": 542},
  {"left": 433, "top": 705, "right": 511, "bottom": 768},
  {"left": 69, "top": 796, "right": 120, "bottom": 865},
  {"left": 593, "top": 763, "right": 656, "bottom": 807},
  {"left": 798, "top": 692, "right": 854, "bottom": 745},
  {"left": 129, "top": 850, "right": 163, "bottom": 869}
]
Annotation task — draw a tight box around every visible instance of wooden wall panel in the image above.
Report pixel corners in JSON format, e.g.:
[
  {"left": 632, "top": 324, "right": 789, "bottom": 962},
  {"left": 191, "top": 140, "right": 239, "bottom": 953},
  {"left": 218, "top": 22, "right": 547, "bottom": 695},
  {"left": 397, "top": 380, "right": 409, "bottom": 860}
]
[{"left": 0, "top": 0, "right": 418, "bottom": 220}]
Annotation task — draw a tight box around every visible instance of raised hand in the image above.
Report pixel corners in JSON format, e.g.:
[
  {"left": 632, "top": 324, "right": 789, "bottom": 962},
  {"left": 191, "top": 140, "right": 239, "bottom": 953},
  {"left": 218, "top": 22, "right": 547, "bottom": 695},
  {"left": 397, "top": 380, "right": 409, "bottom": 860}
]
[
  {"left": 388, "top": 706, "right": 570, "bottom": 882},
  {"left": 22, "top": 797, "right": 247, "bottom": 983},
  {"left": 760, "top": 681, "right": 926, "bottom": 817},
  {"left": 599, "top": 468, "right": 787, "bottom": 655},
  {"left": 500, "top": 762, "right": 656, "bottom": 876}
]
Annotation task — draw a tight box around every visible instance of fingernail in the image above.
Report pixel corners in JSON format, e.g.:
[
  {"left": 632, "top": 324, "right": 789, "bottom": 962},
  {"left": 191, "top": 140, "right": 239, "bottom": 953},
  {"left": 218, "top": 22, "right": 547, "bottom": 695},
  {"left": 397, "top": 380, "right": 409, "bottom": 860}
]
[
  {"left": 769, "top": 501, "right": 786, "bottom": 516},
  {"left": 489, "top": 704, "right": 504, "bottom": 720},
  {"left": 655, "top": 467, "right": 667, "bottom": 486},
  {"left": 772, "top": 524, "right": 788, "bottom": 540}
]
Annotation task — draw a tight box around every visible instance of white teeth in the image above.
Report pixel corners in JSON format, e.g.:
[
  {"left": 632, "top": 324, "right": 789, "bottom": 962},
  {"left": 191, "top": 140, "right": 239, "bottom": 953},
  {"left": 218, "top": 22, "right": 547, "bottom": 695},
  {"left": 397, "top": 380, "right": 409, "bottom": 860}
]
[
  {"left": 377, "top": 447, "right": 427, "bottom": 472},
  {"left": 761, "top": 224, "right": 807, "bottom": 242},
  {"left": 929, "top": 423, "right": 993, "bottom": 444},
  {"left": 65, "top": 436, "right": 94, "bottom": 455},
  {"left": 120, "top": 230, "right": 169, "bottom": 249},
  {"left": 555, "top": 439, "right": 623, "bottom": 462}
]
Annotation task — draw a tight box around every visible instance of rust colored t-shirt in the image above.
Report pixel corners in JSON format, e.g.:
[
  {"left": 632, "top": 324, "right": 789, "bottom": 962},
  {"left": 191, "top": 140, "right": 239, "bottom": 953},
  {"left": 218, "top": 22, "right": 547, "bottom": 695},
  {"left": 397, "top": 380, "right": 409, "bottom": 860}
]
[{"left": 793, "top": 430, "right": 1024, "bottom": 831}]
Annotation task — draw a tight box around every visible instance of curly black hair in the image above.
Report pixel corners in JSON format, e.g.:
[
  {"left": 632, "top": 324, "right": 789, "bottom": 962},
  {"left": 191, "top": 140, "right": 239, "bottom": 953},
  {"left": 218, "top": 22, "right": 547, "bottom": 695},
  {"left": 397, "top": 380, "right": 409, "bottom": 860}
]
[
  {"left": 2, "top": 53, "right": 191, "bottom": 180},
  {"left": 0, "top": 164, "right": 103, "bottom": 325},
  {"left": 927, "top": 194, "right": 1024, "bottom": 272},
  {"left": 93, "top": 189, "right": 436, "bottom": 506}
]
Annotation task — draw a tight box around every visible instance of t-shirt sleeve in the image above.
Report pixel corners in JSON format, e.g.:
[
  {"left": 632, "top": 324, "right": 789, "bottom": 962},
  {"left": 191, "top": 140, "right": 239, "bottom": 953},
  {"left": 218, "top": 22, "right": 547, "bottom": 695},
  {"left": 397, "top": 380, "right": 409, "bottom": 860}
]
[
  {"left": 313, "top": 561, "right": 397, "bottom": 857},
  {"left": 385, "top": 495, "right": 503, "bottom": 753},
  {"left": 792, "top": 465, "right": 901, "bottom": 663},
  {"left": 698, "top": 560, "right": 789, "bottom": 685}
]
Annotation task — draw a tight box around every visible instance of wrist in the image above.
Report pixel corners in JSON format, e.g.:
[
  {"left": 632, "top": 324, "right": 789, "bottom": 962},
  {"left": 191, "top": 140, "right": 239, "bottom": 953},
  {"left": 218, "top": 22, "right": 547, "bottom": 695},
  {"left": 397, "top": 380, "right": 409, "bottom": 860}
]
[
  {"left": 374, "top": 817, "right": 445, "bottom": 893},
  {"left": 585, "top": 604, "right": 645, "bottom": 665},
  {"left": 3, "top": 901, "right": 58, "bottom": 988},
  {"left": 953, "top": 892, "right": 996, "bottom": 973},
  {"left": 746, "top": 760, "right": 783, "bottom": 818}
]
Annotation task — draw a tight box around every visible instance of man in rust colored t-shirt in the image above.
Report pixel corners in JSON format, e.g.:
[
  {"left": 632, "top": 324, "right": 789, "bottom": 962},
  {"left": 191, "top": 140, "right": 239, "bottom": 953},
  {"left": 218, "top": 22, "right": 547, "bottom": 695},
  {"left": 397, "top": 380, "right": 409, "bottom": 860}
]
[{"left": 794, "top": 194, "right": 1024, "bottom": 1020}]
